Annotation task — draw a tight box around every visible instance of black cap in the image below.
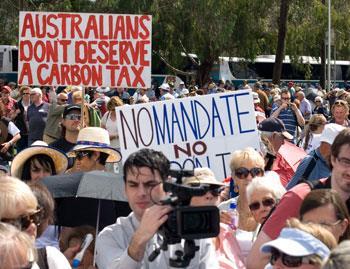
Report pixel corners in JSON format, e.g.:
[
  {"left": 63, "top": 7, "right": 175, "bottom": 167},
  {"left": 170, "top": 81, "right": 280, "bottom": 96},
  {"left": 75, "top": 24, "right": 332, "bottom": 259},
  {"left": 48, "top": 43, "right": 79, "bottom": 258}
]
[
  {"left": 63, "top": 104, "right": 81, "bottom": 118},
  {"left": 258, "top": 118, "right": 293, "bottom": 140}
]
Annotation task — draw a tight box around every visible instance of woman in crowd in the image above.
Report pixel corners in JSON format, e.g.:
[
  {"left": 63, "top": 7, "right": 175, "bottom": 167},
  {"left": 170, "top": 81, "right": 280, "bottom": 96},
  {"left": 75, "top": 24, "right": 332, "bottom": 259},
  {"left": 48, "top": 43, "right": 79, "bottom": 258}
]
[
  {"left": 0, "top": 176, "right": 71, "bottom": 268},
  {"left": 299, "top": 189, "right": 350, "bottom": 243},
  {"left": 0, "top": 222, "right": 36, "bottom": 269},
  {"left": 329, "top": 100, "right": 350, "bottom": 127},
  {"left": 301, "top": 114, "right": 327, "bottom": 153},
  {"left": 10, "top": 140, "right": 68, "bottom": 182},
  {"left": 219, "top": 147, "right": 265, "bottom": 260},
  {"left": 246, "top": 175, "right": 286, "bottom": 237},
  {"left": 261, "top": 218, "right": 337, "bottom": 269},
  {"left": 313, "top": 96, "right": 329, "bottom": 118},
  {"left": 184, "top": 167, "right": 246, "bottom": 269}
]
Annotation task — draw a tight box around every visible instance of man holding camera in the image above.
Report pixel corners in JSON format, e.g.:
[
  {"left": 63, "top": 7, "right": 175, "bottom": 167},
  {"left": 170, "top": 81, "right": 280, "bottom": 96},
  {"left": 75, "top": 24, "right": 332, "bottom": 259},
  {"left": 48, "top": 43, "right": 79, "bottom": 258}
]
[
  {"left": 95, "top": 148, "right": 218, "bottom": 269},
  {"left": 271, "top": 88, "right": 305, "bottom": 141}
]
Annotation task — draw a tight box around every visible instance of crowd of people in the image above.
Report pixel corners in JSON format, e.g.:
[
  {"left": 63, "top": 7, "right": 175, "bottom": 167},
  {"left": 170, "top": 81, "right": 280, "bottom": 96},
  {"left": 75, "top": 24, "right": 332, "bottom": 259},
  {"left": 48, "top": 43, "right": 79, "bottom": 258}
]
[{"left": 0, "top": 77, "right": 350, "bottom": 269}]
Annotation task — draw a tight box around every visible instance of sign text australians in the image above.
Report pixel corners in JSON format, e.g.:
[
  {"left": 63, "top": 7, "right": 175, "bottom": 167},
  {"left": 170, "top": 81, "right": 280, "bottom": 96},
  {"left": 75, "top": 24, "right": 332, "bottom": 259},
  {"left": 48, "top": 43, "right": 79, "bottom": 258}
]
[
  {"left": 18, "top": 12, "right": 152, "bottom": 87},
  {"left": 116, "top": 90, "right": 260, "bottom": 180}
]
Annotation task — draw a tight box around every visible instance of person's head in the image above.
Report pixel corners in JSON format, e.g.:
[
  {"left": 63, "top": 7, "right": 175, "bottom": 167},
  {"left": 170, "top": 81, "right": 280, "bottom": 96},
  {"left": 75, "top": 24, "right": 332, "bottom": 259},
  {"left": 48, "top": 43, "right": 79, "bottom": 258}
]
[
  {"left": 230, "top": 147, "right": 265, "bottom": 193},
  {"left": 30, "top": 87, "right": 42, "bottom": 104},
  {"left": 11, "top": 141, "right": 68, "bottom": 182},
  {"left": 183, "top": 167, "right": 225, "bottom": 207},
  {"left": 258, "top": 117, "right": 293, "bottom": 152},
  {"left": 68, "top": 127, "right": 121, "bottom": 171},
  {"left": 0, "top": 222, "right": 36, "bottom": 269},
  {"left": 107, "top": 96, "right": 123, "bottom": 111},
  {"left": 246, "top": 175, "right": 286, "bottom": 224},
  {"left": 261, "top": 218, "right": 336, "bottom": 269},
  {"left": 318, "top": 124, "right": 345, "bottom": 160},
  {"left": 0, "top": 176, "right": 39, "bottom": 239},
  {"left": 307, "top": 114, "right": 327, "bottom": 135},
  {"left": 314, "top": 96, "right": 323, "bottom": 106},
  {"left": 159, "top": 83, "right": 170, "bottom": 96},
  {"left": 57, "top": 92, "right": 68, "bottom": 105},
  {"left": 322, "top": 240, "right": 350, "bottom": 269},
  {"left": 331, "top": 100, "right": 349, "bottom": 124},
  {"left": 1, "top": 86, "right": 11, "bottom": 102},
  {"left": 123, "top": 148, "right": 170, "bottom": 220},
  {"left": 330, "top": 129, "right": 350, "bottom": 199},
  {"left": 300, "top": 189, "right": 350, "bottom": 243},
  {"left": 19, "top": 86, "right": 31, "bottom": 102},
  {"left": 61, "top": 104, "right": 81, "bottom": 136},
  {"left": 296, "top": 91, "right": 305, "bottom": 101},
  {"left": 281, "top": 89, "right": 292, "bottom": 105},
  {"left": 72, "top": 91, "right": 83, "bottom": 104},
  {"left": 28, "top": 182, "right": 55, "bottom": 238}
]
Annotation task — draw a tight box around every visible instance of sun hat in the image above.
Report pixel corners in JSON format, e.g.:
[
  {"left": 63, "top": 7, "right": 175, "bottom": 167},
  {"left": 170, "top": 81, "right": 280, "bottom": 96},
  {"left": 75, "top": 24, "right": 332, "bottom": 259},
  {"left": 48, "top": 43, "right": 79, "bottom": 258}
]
[
  {"left": 159, "top": 83, "right": 170, "bottom": 91},
  {"left": 258, "top": 118, "right": 293, "bottom": 140},
  {"left": 183, "top": 167, "right": 225, "bottom": 187},
  {"left": 261, "top": 227, "right": 330, "bottom": 261},
  {"left": 320, "top": 123, "right": 345, "bottom": 145},
  {"left": 10, "top": 141, "right": 69, "bottom": 179},
  {"left": 68, "top": 127, "right": 121, "bottom": 163}
]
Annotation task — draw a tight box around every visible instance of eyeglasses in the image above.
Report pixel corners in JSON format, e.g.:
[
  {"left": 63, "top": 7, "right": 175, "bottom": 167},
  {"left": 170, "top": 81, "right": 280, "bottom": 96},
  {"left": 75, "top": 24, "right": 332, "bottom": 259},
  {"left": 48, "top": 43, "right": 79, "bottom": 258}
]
[
  {"left": 1, "top": 209, "right": 42, "bottom": 231},
  {"left": 234, "top": 167, "right": 264, "bottom": 179},
  {"left": 281, "top": 97, "right": 291, "bottom": 101},
  {"left": 75, "top": 151, "right": 91, "bottom": 160},
  {"left": 249, "top": 197, "right": 276, "bottom": 211},
  {"left": 336, "top": 157, "right": 350, "bottom": 168},
  {"left": 270, "top": 248, "right": 315, "bottom": 267},
  {"left": 65, "top": 114, "right": 81, "bottom": 120},
  {"left": 22, "top": 92, "right": 30, "bottom": 95}
]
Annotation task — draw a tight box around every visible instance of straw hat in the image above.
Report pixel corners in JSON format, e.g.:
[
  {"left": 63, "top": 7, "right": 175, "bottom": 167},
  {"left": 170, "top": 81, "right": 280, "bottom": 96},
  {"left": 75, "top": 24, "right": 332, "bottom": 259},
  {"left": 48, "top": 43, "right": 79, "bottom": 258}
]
[
  {"left": 183, "top": 167, "right": 225, "bottom": 187},
  {"left": 10, "top": 141, "right": 69, "bottom": 179},
  {"left": 68, "top": 127, "right": 121, "bottom": 163}
]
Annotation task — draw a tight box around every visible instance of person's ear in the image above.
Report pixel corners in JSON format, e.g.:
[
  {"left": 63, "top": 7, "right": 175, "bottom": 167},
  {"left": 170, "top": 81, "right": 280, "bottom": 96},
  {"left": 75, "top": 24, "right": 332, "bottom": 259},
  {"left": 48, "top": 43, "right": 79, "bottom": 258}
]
[{"left": 340, "top": 218, "right": 349, "bottom": 236}]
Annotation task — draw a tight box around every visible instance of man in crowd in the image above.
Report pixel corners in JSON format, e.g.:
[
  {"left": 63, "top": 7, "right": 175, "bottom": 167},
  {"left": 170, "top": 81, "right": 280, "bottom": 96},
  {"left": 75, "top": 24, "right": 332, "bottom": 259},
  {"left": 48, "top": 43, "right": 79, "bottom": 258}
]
[
  {"left": 253, "top": 82, "right": 269, "bottom": 114},
  {"left": 286, "top": 123, "right": 345, "bottom": 189},
  {"left": 247, "top": 128, "right": 350, "bottom": 269},
  {"left": 27, "top": 87, "right": 49, "bottom": 145},
  {"left": 159, "top": 83, "right": 175, "bottom": 101},
  {"left": 271, "top": 88, "right": 305, "bottom": 140},
  {"left": 95, "top": 148, "right": 217, "bottom": 269},
  {"left": 296, "top": 90, "right": 312, "bottom": 120}
]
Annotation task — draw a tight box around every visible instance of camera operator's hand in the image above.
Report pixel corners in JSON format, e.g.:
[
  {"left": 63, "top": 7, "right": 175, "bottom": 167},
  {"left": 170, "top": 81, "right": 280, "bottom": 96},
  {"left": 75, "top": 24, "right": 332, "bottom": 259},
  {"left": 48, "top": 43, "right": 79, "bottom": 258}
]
[{"left": 128, "top": 204, "right": 172, "bottom": 262}]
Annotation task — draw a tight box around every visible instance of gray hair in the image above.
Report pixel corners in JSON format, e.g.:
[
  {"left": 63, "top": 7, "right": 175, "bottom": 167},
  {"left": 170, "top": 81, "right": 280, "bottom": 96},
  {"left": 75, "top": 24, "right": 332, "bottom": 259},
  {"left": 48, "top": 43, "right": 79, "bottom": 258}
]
[
  {"left": 246, "top": 174, "right": 286, "bottom": 204},
  {"left": 322, "top": 240, "right": 350, "bottom": 269}
]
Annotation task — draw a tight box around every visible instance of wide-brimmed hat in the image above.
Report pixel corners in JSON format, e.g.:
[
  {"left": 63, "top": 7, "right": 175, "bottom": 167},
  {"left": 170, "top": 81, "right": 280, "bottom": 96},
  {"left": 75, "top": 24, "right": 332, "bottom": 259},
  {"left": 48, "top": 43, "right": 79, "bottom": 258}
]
[
  {"left": 68, "top": 127, "right": 121, "bottom": 163},
  {"left": 0, "top": 121, "right": 8, "bottom": 144},
  {"left": 261, "top": 227, "right": 330, "bottom": 261},
  {"left": 10, "top": 141, "right": 69, "bottom": 179},
  {"left": 183, "top": 167, "right": 225, "bottom": 187}
]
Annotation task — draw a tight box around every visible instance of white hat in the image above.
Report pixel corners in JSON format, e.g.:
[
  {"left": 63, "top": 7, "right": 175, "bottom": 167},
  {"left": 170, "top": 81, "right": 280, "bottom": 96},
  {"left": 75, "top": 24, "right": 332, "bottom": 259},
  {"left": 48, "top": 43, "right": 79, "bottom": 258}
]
[
  {"left": 159, "top": 83, "right": 170, "bottom": 91},
  {"left": 183, "top": 167, "right": 225, "bottom": 187},
  {"left": 30, "top": 87, "right": 42, "bottom": 95},
  {"left": 320, "top": 123, "right": 345, "bottom": 145},
  {"left": 252, "top": 92, "right": 260, "bottom": 104},
  {"left": 68, "top": 127, "right": 121, "bottom": 163},
  {"left": 11, "top": 141, "right": 68, "bottom": 179},
  {"left": 261, "top": 228, "right": 330, "bottom": 261}
]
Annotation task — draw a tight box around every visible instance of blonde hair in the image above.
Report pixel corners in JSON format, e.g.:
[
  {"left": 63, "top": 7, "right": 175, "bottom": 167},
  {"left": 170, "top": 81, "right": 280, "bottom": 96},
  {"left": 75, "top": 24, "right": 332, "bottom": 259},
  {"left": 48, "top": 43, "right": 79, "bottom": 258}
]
[
  {"left": 0, "top": 176, "right": 38, "bottom": 219},
  {"left": 287, "top": 218, "right": 337, "bottom": 251},
  {"left": 72, "top": 91, "right": 83, "bottom": 103},
  {"left": 0, "top": 222, "right": 36, "bottom": 269},
  {"left": 246, "top": 175, "right": 286, "bottom": 204},
  {"left": 230, "top": 147, "right": 265, "bottom": 173},
  {"left": 107, "top": 96, "right": 124, "bottom": 111}
]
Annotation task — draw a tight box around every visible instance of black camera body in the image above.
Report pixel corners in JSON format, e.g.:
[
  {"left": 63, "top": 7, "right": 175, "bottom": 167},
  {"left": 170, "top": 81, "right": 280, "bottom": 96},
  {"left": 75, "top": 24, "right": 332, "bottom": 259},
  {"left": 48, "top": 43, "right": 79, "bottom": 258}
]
[{"left": 159, "top": 170, "right": 220, "bottom": 244}]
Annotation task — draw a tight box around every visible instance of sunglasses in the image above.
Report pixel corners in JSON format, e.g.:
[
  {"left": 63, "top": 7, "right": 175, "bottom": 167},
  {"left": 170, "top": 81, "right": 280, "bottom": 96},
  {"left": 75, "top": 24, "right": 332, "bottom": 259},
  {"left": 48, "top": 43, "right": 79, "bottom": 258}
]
[
  {"left": 1, "top": 209, "right": 42, "bottom": 231},
  {"left": 22, "top": 92, "right": 30, "bottom": 95},
  {"left": 234, "top": 167, "right": 264, "bottom": 179},
  {"left": 75, "top": 151, "right": 91, "bottom": 160},
  {"left": 65, "top": 114, "right": 81, "bottom": 120},
  {"left": 334, "top": 100, "right": 347, "bottom": 106},
  {"left": 270, "top": 248, "right": 315, "bottom": 267},
  {"left": 249, "top": 197, "right": 276, "bottom": 211},
  {"left": 281, "top": 97, "right": 291, "bottom": 101},
  {"left": 190, "top": 184, "right": 225, "bottom": 197}
]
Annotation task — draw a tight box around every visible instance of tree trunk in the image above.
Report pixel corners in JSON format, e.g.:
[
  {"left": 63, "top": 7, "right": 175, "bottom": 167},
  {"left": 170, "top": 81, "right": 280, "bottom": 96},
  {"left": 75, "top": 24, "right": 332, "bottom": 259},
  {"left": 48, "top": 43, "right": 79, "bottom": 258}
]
[
  {"left": 320, "top": 41, "right": 326, "bottom": 89},
  {"left": 272, "top": 0, "right": 290, "bottom": 85},
  {"left": 197, "top": 59, "right": 214, "bottom": 87}
]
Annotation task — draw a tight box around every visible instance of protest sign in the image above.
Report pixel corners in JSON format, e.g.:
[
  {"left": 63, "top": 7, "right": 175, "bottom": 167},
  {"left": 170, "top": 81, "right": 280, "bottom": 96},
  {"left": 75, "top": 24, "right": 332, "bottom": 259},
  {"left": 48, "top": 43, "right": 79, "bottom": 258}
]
[
  {"left": 18, "top": 12, "right": 152, "bottom": 88},
  {"left": 115, "top": 90, "right": 260, "bottom": 180}
]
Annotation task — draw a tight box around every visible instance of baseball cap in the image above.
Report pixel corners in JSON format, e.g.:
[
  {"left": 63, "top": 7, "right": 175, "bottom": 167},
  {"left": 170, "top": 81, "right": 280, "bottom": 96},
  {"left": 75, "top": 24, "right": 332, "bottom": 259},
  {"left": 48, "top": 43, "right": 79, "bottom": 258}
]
[
  {"left": 320, "top": 123, "right": 345, "bottom": 145},
  {"left": 261, "top": 228, "right": 330, "bottom": 261},
  {"left": 159, "top": 83, "right": 170, "bottom": 91},
  {"left": 63, "top": 104, "right": 81, "bottom": 118},
  {"left": 258, "top": 118, "right": 293, "bottom": 140}
]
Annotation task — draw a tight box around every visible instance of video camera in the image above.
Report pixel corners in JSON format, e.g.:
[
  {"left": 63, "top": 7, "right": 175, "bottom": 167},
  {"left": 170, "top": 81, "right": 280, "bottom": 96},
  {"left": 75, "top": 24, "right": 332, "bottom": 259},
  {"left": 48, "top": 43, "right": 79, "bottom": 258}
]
[{"left": 149, "top": 169, "right": 220, "bottom": 267}]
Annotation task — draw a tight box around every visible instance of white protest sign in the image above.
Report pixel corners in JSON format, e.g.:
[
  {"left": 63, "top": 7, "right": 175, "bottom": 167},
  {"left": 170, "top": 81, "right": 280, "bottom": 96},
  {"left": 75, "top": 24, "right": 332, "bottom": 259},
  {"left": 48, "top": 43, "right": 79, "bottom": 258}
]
[
  {"left": 116, "top": 90, "right": 260, "bottom": 180},
  {"left": 18, "top": 12, "right": 152, "bottom": 88}
]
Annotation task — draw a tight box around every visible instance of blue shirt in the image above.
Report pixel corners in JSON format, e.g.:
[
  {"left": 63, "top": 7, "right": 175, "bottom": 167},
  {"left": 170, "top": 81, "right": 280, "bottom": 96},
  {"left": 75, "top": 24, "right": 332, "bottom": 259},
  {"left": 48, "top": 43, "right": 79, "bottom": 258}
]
[
  {"left": 272, "top": 106, "right": 298, "bottom": 138},
  {"left": 286, "top": 148, "right": 330, "bottom": 190}
]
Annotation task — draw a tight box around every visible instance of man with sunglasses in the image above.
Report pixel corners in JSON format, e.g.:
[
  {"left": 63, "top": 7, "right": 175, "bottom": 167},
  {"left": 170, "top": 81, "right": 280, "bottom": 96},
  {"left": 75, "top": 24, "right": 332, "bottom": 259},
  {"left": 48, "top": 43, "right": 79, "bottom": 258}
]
[
  {"left": 43, "top": 90, "right": 70, "bottom": 144},
  {"left": 247, "top": 128, "right": 350, "bottom": 269},
  {"left": 96, "top": 149, "right": 218, "bottom": 269}
]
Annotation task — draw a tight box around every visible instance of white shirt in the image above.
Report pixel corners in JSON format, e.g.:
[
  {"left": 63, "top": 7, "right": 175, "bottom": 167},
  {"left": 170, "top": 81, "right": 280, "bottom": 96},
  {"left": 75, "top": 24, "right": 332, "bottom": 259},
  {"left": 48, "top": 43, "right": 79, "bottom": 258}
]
[
  {"left": 101, "top": 111, "right": 120, "bottom": 148},
  {"left": 96, "top": 212, "right": 218, "bottom": 269},
  {"left": 31, "top": 246, "right": 71, "bottom": 269}
]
